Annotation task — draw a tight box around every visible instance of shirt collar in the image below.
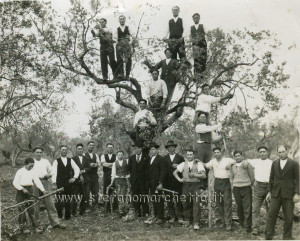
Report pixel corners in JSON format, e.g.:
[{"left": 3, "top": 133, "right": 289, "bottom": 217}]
[{"left": 173, "top": 16, "right": 179, "bottom": 21}]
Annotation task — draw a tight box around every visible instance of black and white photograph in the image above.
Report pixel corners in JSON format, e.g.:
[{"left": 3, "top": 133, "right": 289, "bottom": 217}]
[{"left": 0, "top": 0, "right": 299, "bottom": 240}]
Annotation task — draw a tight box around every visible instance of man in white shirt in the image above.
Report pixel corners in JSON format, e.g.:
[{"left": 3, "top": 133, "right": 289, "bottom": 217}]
[
  {"left": 133, "top": 99, "right": 157, "bottom": 128},
  {"left": 91, "top": 18, "right": 116, "bottom": 80},
  {"left": 173, "top": 149, "right": 206, "bottom": 230},
  {"left": 245, "top": 146, "right": 273, "bottom": 235},
  {"left": 108, "top": 150, "right": 130, "bottom": 217},
  {"left": 146, "top": 69, "right": 168, "bottom": 111},
  {"left": 114, "top": 15, "right": 132, "bottom": 79},
  {"left": 194, "top": 83, "right": 232, "bottom": 125},
  {"left": 204, "top": 147, "right": 235, "bottom": 231},
  {"left": 163, "top": 6, "right": 185, "bottom": 60},
  {"left": 13, "top": 158, "right": 45, "bottom": 234},
  {"left": 52, "top": 145, "right": 80, "bottom": 220},
  {"left": 32, "top": 147, "right": 66, "bottom": 229}
]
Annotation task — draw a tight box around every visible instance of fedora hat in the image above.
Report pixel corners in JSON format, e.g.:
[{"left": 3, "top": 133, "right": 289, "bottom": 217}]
[
  {"left": 165, "top": 140, "right": 177, "bottom": 148},
  {"left": 148, "top": 142, "right": 160, "bottom": 149}
]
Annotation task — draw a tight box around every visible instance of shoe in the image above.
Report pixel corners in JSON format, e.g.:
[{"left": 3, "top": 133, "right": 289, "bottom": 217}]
[
  {"left": 35, "top": 227, "right": 43, "bottom": 233},
  {"left": 193, "top": 224, "right": 200, "bottom": 230},
  {"left": 53, "top": 223, "right": 66, "bottom": 229},
  {"left": 225, "top": 225, "right": 232, "bottom": 231},
  {"left": 168, "top": 217, "right": 175, "bottom": 223},
  {"left": 177, "top": 218, "right": 185, "bottom": 224},
  {"left": 23, "top": 229, "right": 30, "bottom": 234},
  {"left": 251, "top": 230, "right": 259, "bottom": 236},
  {"left": 144, "top": 216, "right": 156, "bottom": 224},
  {"left": 155, "top": 219, "right": 164, "bottom": 224}
]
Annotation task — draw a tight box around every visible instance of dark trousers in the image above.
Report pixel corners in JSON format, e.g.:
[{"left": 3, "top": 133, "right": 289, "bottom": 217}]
[
  {"left": 166, "top": 192, "right": 183, "bottom": 219},
  {"left": 16, "top": 186, "right": 37, "bottom": 229},
  {"left": 168, "top": 38, "right": 185, "bottom": 59},
  {"left": 72, "top": 182, "right": 89, "bottom": 215},
  {"left": 193, "top": 42, "right": 207, "bottom": 74},
  {"left": 131, "top": 181, "right": 149, "bottom": 216},
  {"left": 103, "top": 172, "right": 117, "bottom": 212},
  {"left": 115, "top": 178, "right": 128, "bottom": 215},
  {"left": 265, "top": 195, "right": 294, "bottom": 239},
  {"left": 55, "top": 183, "right": 72, "bottom": 220},
  {"left": 253, "top": 181, "right": 269, "bottom": 231},
  {"left": 182, "top": 182, "right": 202, "bottom": 224},
  {"left": 100, "top": 45, "right": 116, "bottom": 79},
  {"left": 116, "top": 42, "right": 132, "bottom": 77},
  {"left": 214, "top": 178, "right": 232, "bottom": 226},
  {"left": 88, "top": 174, "right": 99, "bottom": 209},
  {"left": 233, "top": 186, "right": 252, "bottom": 230},
  {"left": 150, "top": 189, "right": 164, "bottom": 219},
  {"left": 195, "top": 142, "right": 212, "bottom": 188}
]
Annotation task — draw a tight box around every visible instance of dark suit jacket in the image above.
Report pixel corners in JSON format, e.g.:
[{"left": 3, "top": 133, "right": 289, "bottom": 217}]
[
  {"left": 268, "top": 158, "right": 299, "bottom": 199},
  {"left": 148, "top": 154, "right": 167, "bottom": 193},
  {"left": 162, "top": 153, "right": 185, "bottom": 191},
  {"left": 128, "top": 153, "right": 150, "bottom": 188},
  {"left": 156, "top": 59, "right": 179, "bottom": 91},
  {"left": 72, "top": 155, "right": 91, "bottom": 184}
]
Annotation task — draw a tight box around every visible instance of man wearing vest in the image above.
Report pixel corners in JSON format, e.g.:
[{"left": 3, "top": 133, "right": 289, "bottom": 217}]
[
  {"left": 101, "top": 143, "right": 117, "bottom": 212},
  {"left": 265, "top": 145, "right": 299, "bottom": 240},
  {"left": 156, "top": 48, "right": 180, "bottom": 98},
  {"left": 32, "top": 146, "right": 66, "bottom": 229},
  {"left": 84, "top": 141, "right": 100, "bottom": 211},
  {"left": 91, "top": 18, "right": 116, "bottom": 81},
  {"left": 52, "top": 145, "right": 80, "bottom": 220},
  {"left": 230, "top": 151, "right": 255, "bottom": 233},
  {"left": 173, "top": 149, "right": 206, "bottom": 230},
  {"left": 72, "top": 143, "right": 91, "bottom": 216},
  {"left": 246, "top": 146, "right": 273, "bottom": 236},
  {"left": 108, "top": 150, "right": 129, "bottom": 217},
  {"left": 144, "top": 142, "right": 167, "bottom": 225},
  {"left": 114, "top": 15, "right": 132, "bottom": 79},
  {"left": 204, "top": 147, "right": 235, "bottom": 231},
  {"left": 163, "top": 6, "right": 185, "bottom": 60},
  {"left": 162, "top": 140, "right": 185, "bottom": 223},
  {"left": 128, "top": 143, "right": 150, "bottom": 217},
  {"left": 188, "top": 13, "right": 207, "bottom": 76},
  {"left": 195, "top": 114, "right": 225, "bottom": 188}
]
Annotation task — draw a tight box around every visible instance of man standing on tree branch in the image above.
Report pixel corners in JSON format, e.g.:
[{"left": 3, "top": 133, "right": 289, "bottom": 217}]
[{"left": 91, "top": 18, "right": 116, "bottom": 81}]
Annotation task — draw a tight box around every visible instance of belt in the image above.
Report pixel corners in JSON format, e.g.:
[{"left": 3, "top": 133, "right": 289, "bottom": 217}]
[{"left": 256, "top": 181, "right": 268, "bottom": 185}]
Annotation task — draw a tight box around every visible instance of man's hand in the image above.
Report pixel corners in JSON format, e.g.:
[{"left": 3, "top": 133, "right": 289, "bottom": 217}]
[
  {"left": 79, "top": 175, "right": 84, "bottom": 183},
  {"left": 266, "top": 192, "right": 271, "bottom": 203},
  {"left": 79, "top": 170, "right": 85, "bottom": 175},
  {"left": 156, "top": 183, "right": 163, "bottom": 190},
  {"left": 293, "top": 193, "right": 300, "bottom": 203},
  {"left": 69, "top": 177, "right": 76, "bottom": 183},
  {"left": 42, "top": 190, "right": 49, "bottom": 195},
  {"left": 22, "top": 188, "right": 29, "bottom": 194}
]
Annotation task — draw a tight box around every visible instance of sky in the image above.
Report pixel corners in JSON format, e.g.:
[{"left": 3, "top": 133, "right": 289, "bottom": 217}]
[{"left": 47, "top": 0, "right": 300, "bottom": 137}]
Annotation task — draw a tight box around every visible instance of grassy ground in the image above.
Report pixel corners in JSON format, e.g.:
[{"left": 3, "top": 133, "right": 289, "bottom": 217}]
[{"left": 1, "top": 164, "right": 299, "bottom": 241}]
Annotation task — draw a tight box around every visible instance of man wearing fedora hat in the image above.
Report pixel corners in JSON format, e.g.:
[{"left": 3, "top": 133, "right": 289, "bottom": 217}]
[
  {"left": 162, "top": 140, "right": 185, "bottom": 223},
  {"left": 144, "top": 142, "right": 167, "bottom": 224},
  {"left": 128, "top": 142, "right": 150, "bottom": 217}
]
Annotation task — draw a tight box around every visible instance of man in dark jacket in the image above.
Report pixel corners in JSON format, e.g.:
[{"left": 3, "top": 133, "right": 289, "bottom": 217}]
[
  {"left": 162, "top": 140, "right": 185, "bottom": 223},
  {"left": 144, "top": 142, "right": 167, "bottom": 224},
  {"left": 265, "top": 145, "right": 299, "bottom": 240},
  {"left": 72, "top": 143, "right": 91, "bottom": 216},
  {"left": 128, "top": 143, "right": 150, "bottom": 217}
]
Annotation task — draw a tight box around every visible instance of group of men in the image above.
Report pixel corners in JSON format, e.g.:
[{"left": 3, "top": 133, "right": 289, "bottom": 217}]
[{"left": 12, "top": 137, "right": 299, "bottom": 240}]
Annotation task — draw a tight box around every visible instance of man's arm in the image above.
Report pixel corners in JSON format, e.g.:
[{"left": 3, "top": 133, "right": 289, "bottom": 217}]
[
  {"left": 12, "top": 170, "right": 23, "bottom": 191},
  {"left": 266, "top": 162, "right": 275, "bottom": 201},
  {"left": 83, "top": 158, "right": 92, "bottom": 173},
  {"left": 161, "top": 81, "right": 168, "bottom": 108},
  {"left": 51, "top": 160, "right": 58, "bottom": 183},
  {"left": 195, "top": 123, "right": 222, "bottom": 134},
  {"left": 70, "top": 159, "right": 80, "bottom": 182},
  {"left": 33, "top": 174, "right": 46, "bottom": 192},
  {"left": 108, "top": 163, "right": 116, "bottom": 187},
  {"left": 101, "top": 155, "right": 114, "bottom": 168},
  {"left": 147, "top": 111, "right": 157, "bottom": 125},
  {"left": 173, "top": 168, "right": 184, "bottom": 183}
]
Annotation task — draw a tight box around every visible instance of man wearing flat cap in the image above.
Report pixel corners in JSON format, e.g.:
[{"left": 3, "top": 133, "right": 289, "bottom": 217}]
[
  {"left": 144, "top": 142, "right": 167, "bottom": 224},
  {"left": 128, "top": 142, "right": 150, "bottom": 217},
  {"left": 162, "top": 140, "right": 185, "bottom": 223}
]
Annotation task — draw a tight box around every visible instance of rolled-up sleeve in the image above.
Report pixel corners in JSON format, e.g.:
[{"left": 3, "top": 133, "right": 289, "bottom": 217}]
[
  {"left": 161, "top": 80, "right": 168, "bottom": 98},
  {"left": 71, "top": 159, "right": 80, "bottom": 179}
]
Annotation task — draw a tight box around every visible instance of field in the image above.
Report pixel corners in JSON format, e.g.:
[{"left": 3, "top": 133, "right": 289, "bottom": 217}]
[{"left": 1, "top": 164, "right": 299, "bottom": 241}]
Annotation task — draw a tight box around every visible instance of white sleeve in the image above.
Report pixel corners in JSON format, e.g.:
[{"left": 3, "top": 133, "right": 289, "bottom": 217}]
[
  {"left": 127, "top": 26, "right": 133, "bottom": 42},
  {"left": 208, "top": 96, "right": 221, "bottom": 104},
  {"left": 111, "top": 162, "right": 116, "bottom": 179},
  {"left": 46, "top": 159, "right": 53, "bottom": 174},
  {"left": 13, "top": 170, "right": 23, "bottom": 190},
  {"left": 133, "top": 113, "right": 139, "bottom": 127},
  {"left": 146, "top": 83, "right": 151, "bottom": 98},
  {"left": 161, "top": 80, "right": 168, "bottom": 98},
  {"left": 113, "top": 28, "right": 118, "bottom": 43},
  {"left": 51, "top": 160, "right": 58, "bottom": 183},
  {"left": 247, "top": 159, "right": 255, "bottom": 168},
  {"left": 101, "top": 155, "right": 106, "bottom": 164},
  {"left": 95, "top": 154, "right": 101, "bottom": 166},
  {"left": 205, "top": 160, "right": 214, "bottom": 169},
  {"left": 176, "top": 162, "right": 185, "bottom": 173},
  {"left": 71, "top": 159, "right": 80, "bottom": 179},
  {"left": 33, "top": 173, "right": 45, "bottom": 192},
  {"left": 195, "top": 124, "right": 222, "bottom": 134},
  {"left": 148, "top": 111, "right": 157, "bottom": 125},
  {"left": 197, "top": 162, "right": 206, "bottom": 172}
]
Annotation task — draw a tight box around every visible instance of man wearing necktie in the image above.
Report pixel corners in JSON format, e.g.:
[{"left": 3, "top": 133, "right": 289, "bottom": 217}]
[
  {"left": 265, "top": 145, "right": 299, "bottom": 240},
  {"left": 72, "top": 143, "right": 91, "bottom": 216},
  {"left": 128, "top": 143, "right": 150, "bottom": 217}
]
